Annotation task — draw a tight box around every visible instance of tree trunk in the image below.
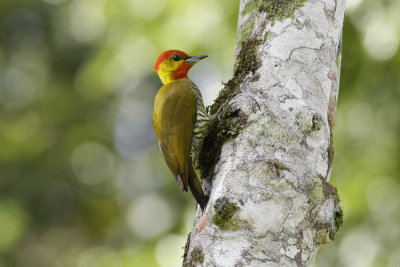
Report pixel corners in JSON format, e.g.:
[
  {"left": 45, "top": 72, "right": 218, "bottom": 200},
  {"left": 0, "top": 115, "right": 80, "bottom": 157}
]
[{"left": 184, "top": 0, "right": 345, "bottom": 266}]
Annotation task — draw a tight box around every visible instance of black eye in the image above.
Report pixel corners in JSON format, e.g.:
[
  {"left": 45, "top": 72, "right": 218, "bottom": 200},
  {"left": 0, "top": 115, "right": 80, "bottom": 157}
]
[{"left": 172, "top": 54, "right": 182, "bottom": 61}]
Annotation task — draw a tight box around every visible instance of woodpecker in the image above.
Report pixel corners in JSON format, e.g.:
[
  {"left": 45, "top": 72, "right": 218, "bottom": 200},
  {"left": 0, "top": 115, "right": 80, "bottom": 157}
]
[{"left": 153, "top": 50, "right": 209, "bottom": 210}]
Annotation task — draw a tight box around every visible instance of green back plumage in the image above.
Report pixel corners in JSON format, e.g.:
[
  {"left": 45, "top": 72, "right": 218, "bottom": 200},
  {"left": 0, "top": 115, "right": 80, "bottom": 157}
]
[{"left": 153, "top": 78, "right": 208, "bottom": 209}]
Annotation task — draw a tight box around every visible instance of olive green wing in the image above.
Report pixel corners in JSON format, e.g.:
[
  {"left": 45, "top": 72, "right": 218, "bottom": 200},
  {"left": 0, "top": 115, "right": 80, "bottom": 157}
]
[{"left": 153, "top": 81, "right": 197, "bottom": 191}]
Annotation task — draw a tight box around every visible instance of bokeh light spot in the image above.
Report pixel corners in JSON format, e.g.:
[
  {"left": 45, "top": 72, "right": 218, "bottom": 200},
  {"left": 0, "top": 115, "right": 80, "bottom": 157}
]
[
  {"left": 114, "top": 101, "right": 155, "bottom": 160},
  {"left": 129, "top": 0, "right": 166, "bottom": 20},
  {"left": 0, "top": 67, "right": 37, "bottom": 109},
  {"left": 345, "top": 102, "right": 374, "bottom": 140},
  {"left": 339, "top": 229, "right": 378, "bottom": 267},
  {"left": 389, "top": 248, "right": 400, "bottom": 267},
  {"left": 117, "top": 158, "right": 165, "bottom": 198},
  {"left": 363, "top": 19, "right": 399, "bottom": 61},
  {"left": 78, "top": 246, "right": 122, "bottom": 267},
  {"left": 42, "top": 0, "right": 66, "bottom": 5},
  {"left": 1, "top": 9, "right": 45, "bottom": 48},
  {"left": 155, "top": 234, "right": 186, "bottom": 267},
  {"left": 346, "top": 0, "right": 363, "bottom": 11},
  {"left": 366, "top": 177, "right": 400, "bottom": 214},
  {"left": 70, "top": 0, "right": 106, "bottom": 43},
  {"left": 127, "top": 194, "right": 175, "bottom": 240},
  {"left": 0, "top": 200, "right": 27, "bottom": 251},
  {"left": 71, "top": 142, "right": 115, "bottom": 185}
]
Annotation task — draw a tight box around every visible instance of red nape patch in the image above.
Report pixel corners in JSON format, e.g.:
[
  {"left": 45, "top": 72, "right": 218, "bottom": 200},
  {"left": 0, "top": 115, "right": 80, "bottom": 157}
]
[{"left": 154, "top": 50, "right": 189, "bottom": 70}]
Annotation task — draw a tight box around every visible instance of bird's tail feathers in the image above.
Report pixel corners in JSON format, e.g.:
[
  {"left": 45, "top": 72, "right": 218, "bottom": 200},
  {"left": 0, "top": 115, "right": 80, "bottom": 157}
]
[{"left": 188, "top": 161, "right": 208, "bottom": 211}]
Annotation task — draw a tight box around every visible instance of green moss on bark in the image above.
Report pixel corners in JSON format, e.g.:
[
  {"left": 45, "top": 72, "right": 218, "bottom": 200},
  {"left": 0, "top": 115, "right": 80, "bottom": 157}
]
[
  {"left": 185, "top": 247, "right": 204, "bottom": 266},
  {"left": 296, "top": 110, "right": 324, "bottom": 135},
  {"left": 272, "top": 160, "right": 287, "bottom": 171},
  {"left": 238, "top": 18, "right": 255, "bottom": 44},
  {"left": 336, "top": 54, "right": 341, "bottom": 69},
  {"left": 316, "top": 229, "right": 330, "bottom": 245},
  {"left": 212, "top": 197, "right": 240, "bottom": 230},
  {"left": 310, "top": 176, "right": 340, "bottom": 205},
  {"left": 198, "top": 109, "right": 247, "bottom": 180},
  {"left": 199, "top": 37, "right": 260, "bottom": 179},
  {"left": 310, "top": 177, "right": 325, "bottom": 204},
  {"left": 334, "top": 206, "right": 343, "bottom": 232},
  {"left": 182, "top": 233, "right": 191, "bottom": 263},
  {"left": 310, "top": 176, "right": 343, "bottom": 241},
  {"left": 242, "top": 0, "right": 307, "bottom": 25},
  {"left": 327, "top": 130, "right": 335, "bottom": 179},
  {"left": 209, "top": 37, "right": 261, "bottom": 115}
]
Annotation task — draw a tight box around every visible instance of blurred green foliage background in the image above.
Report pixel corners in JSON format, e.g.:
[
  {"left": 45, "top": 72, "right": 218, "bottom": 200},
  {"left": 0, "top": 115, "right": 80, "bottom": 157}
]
[{"left": 0, "top": 0, "right": 399, "bottom": 266}]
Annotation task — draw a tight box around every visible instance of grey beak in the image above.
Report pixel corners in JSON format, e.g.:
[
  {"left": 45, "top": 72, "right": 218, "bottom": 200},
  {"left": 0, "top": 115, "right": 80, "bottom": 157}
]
[{"left": 185, "top": 55, "right": 208, "bottom": 64}]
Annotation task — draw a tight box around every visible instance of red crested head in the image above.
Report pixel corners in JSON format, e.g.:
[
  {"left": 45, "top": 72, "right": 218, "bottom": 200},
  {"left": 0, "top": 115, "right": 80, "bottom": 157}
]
[
  {"left": 154, "top": 50, "right": 207, "bottom": 84},
  {"left": 154, "top": 50, "right": 189, "bottom": 70}
]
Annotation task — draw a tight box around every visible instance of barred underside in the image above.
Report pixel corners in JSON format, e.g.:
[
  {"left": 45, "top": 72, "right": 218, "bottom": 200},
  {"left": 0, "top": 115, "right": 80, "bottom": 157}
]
[{"left": 183, "top": 80, "right": 210, "bottom": 165}]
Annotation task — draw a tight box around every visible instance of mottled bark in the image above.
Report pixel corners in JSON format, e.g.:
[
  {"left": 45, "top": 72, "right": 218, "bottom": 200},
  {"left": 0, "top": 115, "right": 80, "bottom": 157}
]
[{"left": 184, "top": 0, "right": 345, "bottom": 266}]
